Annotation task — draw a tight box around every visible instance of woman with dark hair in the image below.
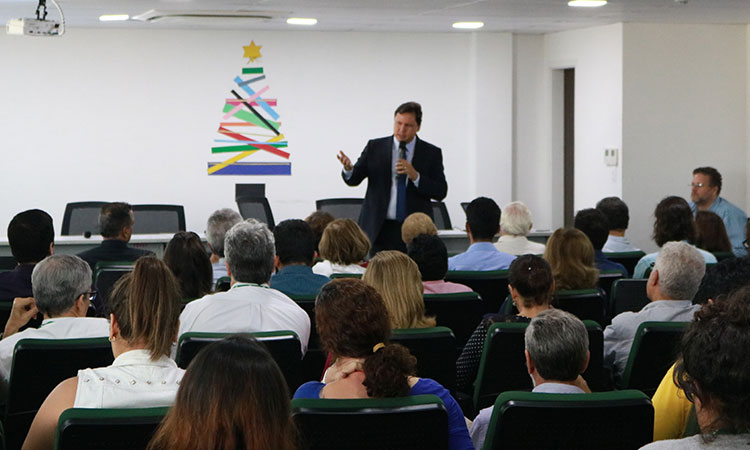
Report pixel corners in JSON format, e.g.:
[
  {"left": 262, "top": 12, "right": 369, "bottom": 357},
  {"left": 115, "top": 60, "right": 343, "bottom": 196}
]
[
  {"left": 693, "top": 211, "right": 732, "bottom": 254},
  {"left": 633, "top": 196, "right": 717, "bottom": 278},
  {"left": 543, "top": 228, "right": 599, "bottom": 291},
  {"left": 148, "top": 336, "right": 297, "bottom": 450},
  {"left": 294, "top": 279, "right": 473, "bottom": 450},
  {"left": 163, "top": 231, "right": 213, "bottom": 300},
  {"left": 455, "top": 255, "right": 555, "bottom": 393},
  {"left": 407, "top": 234, "right": 472, "bottom": 294}
]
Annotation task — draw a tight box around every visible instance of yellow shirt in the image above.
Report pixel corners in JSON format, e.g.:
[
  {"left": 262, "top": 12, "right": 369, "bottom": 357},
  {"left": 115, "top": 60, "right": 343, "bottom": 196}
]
[{"left": 652, "top": 364, "right": 694, "bottom": 441}]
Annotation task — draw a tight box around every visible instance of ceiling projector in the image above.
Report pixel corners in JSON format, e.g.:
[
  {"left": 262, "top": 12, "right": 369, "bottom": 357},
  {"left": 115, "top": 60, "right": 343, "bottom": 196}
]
[{"left": 6, "top": 18, "right": 62, "bottom": 36}]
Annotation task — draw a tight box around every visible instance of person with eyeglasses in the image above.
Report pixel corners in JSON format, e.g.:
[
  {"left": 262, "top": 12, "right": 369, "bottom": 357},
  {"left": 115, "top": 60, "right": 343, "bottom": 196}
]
[{"left": 690, "top": 166, "right": 748, "bottom": 256}]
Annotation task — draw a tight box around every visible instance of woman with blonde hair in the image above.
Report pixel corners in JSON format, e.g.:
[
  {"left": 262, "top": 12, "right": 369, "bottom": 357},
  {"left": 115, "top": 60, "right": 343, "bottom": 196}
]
[
  {"left": 313, "top": 218, "right": 370, "bottom": 277},
  {"left": 363, "top": 250, "right": 435, "bottom": 329},
  {"left": 401, "top": 212, "right": 438, "bottom": 246},
  {"left": 543, "top": 228, "right": 599, "bottom": 291}
]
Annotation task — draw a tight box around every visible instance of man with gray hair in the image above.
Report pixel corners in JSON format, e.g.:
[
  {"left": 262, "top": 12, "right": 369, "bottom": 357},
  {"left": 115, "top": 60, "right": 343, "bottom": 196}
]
[
  {"left": 179, "top": 219, "right": 310, "bottom": 353},
  {"left": 494, "top": 201, "right": 546, "bottom": 255},
  {"left": 206, "top": 208, "right": 243, "bottom": 285},
  {"left": 0, "top": 255, "right": 109, "bottom": 382},
  {"left": 470, "top": 309, "right": 590, "bottom": 449},
  {"left": 604, "top": 241, "right": 704, "bottom": 379}
]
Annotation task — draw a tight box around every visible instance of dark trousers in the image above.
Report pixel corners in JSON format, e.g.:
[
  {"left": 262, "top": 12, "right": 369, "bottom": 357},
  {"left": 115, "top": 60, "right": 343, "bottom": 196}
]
[{"left": 371, "top": 219, "right": 407, "bottom": 256}]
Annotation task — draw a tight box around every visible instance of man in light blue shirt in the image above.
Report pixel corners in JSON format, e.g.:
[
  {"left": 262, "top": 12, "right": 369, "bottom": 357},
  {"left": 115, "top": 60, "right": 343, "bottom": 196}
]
[
  {"left": 596, "top": 197, "right": 641, "bottom": 253},
  {"left": 690, "top": 167, "right": 748, "bottom": 256},
  {"left": 448, "top": 197, "right": 516, "bottom": 271}
]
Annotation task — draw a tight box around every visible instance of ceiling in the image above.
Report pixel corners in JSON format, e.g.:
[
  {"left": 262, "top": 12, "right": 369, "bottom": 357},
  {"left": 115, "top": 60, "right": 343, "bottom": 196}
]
[{"left": 1, "top": 0, "right": 750, "bottom": 34}]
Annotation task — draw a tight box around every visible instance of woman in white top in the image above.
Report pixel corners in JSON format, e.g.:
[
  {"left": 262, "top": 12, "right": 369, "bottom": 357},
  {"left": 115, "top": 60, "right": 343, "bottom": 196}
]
[
  {"left": 23, "top": 257, "right": 184, "bottom": 450},
  {"left": 312, "top": 218, "right": 369, "bottom": 277}
]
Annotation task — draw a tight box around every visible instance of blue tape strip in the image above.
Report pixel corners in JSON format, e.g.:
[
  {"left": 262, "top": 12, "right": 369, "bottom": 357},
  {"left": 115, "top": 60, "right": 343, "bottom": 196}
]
[
  {"left": 233, "top": 76, "right": 280, "bottom": 120},
  {"left": 208, "top": 162, "right": 291, "bottom": 176}
]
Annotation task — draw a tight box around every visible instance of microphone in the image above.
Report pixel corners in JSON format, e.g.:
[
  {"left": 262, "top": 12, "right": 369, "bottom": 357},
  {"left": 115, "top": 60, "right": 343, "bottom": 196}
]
[{"left": 83, "top": 231, "right": 91, "bottom": 238}]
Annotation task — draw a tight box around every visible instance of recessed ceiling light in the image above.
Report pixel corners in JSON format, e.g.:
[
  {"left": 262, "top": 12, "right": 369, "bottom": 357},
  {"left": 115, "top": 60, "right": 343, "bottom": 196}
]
[
  {"left": 286, "top": 17, "right": 317, "bottom": 26},
  {"left": 99, "top": 14, "right": 130, "bottom": 22},
  {"left": 452, "top": 21, "right": 484, "bottom": 29},
  {"left": 568, "top": 0, "right": 607, "bottom": 6}
]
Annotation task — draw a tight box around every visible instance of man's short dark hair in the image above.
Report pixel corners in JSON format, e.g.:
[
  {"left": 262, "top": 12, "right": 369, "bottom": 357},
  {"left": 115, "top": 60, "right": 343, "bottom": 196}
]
[
  {"left": 694, "top": 166, "right": 722, "bottom": 195},
  {"left": 574, "top": 208, "right": 610, "bottom": 250},
  {"left": 466, "top": 197, "right": 501, "bottom": 241},
  {"left": 8, "top": 209, "right": 54, "bottom": 264},
  {"left": 596, "top": 197, "right": 630, "bottom": 230},
  {"left": 273, "top": 219, "right": 316, "bottom": 266},
  {"left": 99, "top": 202, "right": 133, "bottom": 238},
  {"left": 407, "top": 234, "right": 448, "bottom": 281},
  {"left": 394, "top": 102, "right": 422, "bottom": 126}
]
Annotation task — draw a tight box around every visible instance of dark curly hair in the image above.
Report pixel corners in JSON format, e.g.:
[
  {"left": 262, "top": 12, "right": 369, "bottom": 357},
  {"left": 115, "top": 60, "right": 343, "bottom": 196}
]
[
  {"left": 407, "top": 234, "right": 449, "bottom": 281},
  {"left": 653, "top": 196, "right": 695, "bottom": 247},
  {"left": 693, "top": 257, "right": 750, "bottom": 305}
]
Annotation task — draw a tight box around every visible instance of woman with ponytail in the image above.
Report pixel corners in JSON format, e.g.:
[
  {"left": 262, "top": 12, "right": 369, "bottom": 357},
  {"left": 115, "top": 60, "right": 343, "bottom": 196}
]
[{"left": 293, "top": 278, "right": 473, "bottom": 450}]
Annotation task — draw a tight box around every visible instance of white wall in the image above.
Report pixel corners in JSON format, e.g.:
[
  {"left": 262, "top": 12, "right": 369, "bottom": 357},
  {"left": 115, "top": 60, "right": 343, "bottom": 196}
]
[
  {"left": 622, "top": 23, "right": 747, "bottom": 253},
  {"left": 0, "top": 28, "right": 512, "bottom": 235}
]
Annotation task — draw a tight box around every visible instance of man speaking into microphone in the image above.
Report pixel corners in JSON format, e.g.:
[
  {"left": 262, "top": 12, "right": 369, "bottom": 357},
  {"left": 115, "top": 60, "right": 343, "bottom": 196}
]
[{"left": 337, "top": 102, "right": 448, "bottom": 254}]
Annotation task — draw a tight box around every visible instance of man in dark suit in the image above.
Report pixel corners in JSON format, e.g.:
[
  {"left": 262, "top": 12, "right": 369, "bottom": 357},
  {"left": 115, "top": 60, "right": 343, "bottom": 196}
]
[{"left": 337, "top": 102, "right": 448, "bottom": 254}]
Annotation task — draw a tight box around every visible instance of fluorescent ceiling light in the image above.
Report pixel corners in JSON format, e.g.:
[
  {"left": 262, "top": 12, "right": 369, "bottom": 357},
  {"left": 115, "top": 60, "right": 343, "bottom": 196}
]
[
  {"left": 286, "top": 17, "right": 317, "bottom": 25},
  {"left": 568, "top": 0, "right": 607, "bottom": 6},
  {"left": 452, "top": 21, "right": 484, "bottom": 29},
  {"left": 99, "top": 14, "right": 130, "bottom": 22}
]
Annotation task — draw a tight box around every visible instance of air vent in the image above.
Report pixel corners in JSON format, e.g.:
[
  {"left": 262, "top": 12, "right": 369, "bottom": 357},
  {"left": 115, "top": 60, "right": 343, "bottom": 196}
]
[{"left": 132, "top": 10, "right": 279, "bottom": 25}]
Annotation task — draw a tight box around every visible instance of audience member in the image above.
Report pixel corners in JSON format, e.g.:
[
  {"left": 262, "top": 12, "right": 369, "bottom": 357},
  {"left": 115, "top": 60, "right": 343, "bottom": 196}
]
[
  {"left": 401, "top": 212, "right": 438, "bottom": 246},
  {"left": 543, "top": 228, "right": 599, "bottom": 291},
  {"left": 604, "top": 242, "right": 704, "bottom": 380},
  {"left": 148, "top": 336, "right": 298, "bottom": 450},
  {"left": 494, "top": 201, "right": 546, "bottom": 255},
  {"left": 689, "top": 166, "right": 748, "bottom": 256},
  {"left": 206, "top": 208, "right": 243, "bottom": 285},
  {"left": 0, "top": 255, "right": 109, "bottom": 383},
  {"left": 0, "top": 209, "right": 54, "bottom": 302},
  {"left": 693, "top": 256, "right": 750, "bottom": 305},
  {"left": 633, "top": 196, "right": 717, "bottom": 278},
  {"left": 304, "top": 210, "right": 335, "bottom": 254},
  {"left": 270, "top": 219, "right": 330, "bottom": 296},
  {"left": 407, "top": 234, "right": 471, "bottom": 294},
  {"left": 77, "top": 202, "right": 153, "bottom": 271},
  {"left": 179, "top": 220, "right": 310, "bottom": 354},
  {"left": 293, "top": 279, "right": 473, "bottom": 450},
  {"left": 693, "top": 210, "right": 732, "bottom": 254},
  {"left": 456, "top": 255, "right": 554, "bottom": 393},
  {"left": 574, "top": 208, "right": 628, "bottom": 277},
  {"left": 596, "top": 197, "right": 640, "bottom": 252},
  {"left": 23, "top": 257, "right": 184, "bottom": 450},
  {"left": 448, "top": 197, "right": 516, "bottom": 271},
  {"left": 363, "top": 250, "right": 436, "bottom": 329},
  {"left": 312, "top": 218, "right": 369, "bottom": 277},
  {"left": 470, "top": 309, "right": 590, "bottom": 449},
  {"left": 642, "top": 288, "right": 750, "bottom": 449},
  {"left": 163, "top": 231, "right": 213, "bottom": 300}
]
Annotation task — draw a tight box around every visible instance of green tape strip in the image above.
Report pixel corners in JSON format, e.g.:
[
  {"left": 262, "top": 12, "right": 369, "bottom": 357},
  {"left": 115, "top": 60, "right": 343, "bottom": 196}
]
[
  {"left": 222, "top": 104, "right": 280, "bottom": 128},
  {"left": 242, "top": 68, "right": 264, "bottom": 74}
]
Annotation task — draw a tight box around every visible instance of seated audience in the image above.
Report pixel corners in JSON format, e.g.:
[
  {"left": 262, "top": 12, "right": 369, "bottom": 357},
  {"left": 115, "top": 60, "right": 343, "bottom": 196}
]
[
  {"left": 693, "top": 210, "right": 732, "bottom": 254},
  {"left": 163, "top": 231, "right": 213, "bottom": 300},
  {"left": 493, "top": 201, "right": 546, "bottom": 255},
  {"left": 305, "top": 210, "right": 335, "bottom": 254},
  {"left": 401, "top": 212, "right": 438, "bottom": 246},
  {"left": 293, "top": 279, "right": 473, "bottom": 450},
  {"left": 205, "top": 208, "right": 243, "bottom": 285},
  {"left": 0, "top": 209, "right": 54, "bottom": 302},
  {"left": 0, "top": 255, "right": 109, "bottom": 383},
  {"left": 596, "top": 197, "right": 641, "bottom": 252},
  {"left": 456, "top": 255, "right": 554, "bottom": 393},
  {"left": 77, "top": 202, "right": 153, "bottom": 271},
  {"left": 642, "top": 288, "right": 750, "bottom": 449},
  {"left": 147, "top": 336, "right": 298, "bottom": 450},
  {"left": 604, "top": 242, "right": 704, "bottom": 380},
  {"left": 363, "top": 250, "right": 436, "bottom": 329},
  {"left": 270, "top": 219, "right": 330, "bottom": 296},
  {"left": 574, "top": 208, "right": 628, "bottom": 277},
  {"left": 544, "top": 228, "right": 599, "bottom": 291},
  {"left": 23, "top": 257, "right": 185, "bottom": 450},
  {"left": 179, "top": 220, "right": 310, "bottom": 354},
  {"left": 407, "top": 234, "right": 471, "bottom": 294},
  {"left": 448, "top": 197, "right": 516, "bottom": 271},
  {"left": 312, "top": 218, "right": 369, "bottom": 277},
  {"left": 633, "top": 196, "right": 717, "bottom": 278},
  {"left": 470, "top": 309, "right": 590, "bottom": 449}
]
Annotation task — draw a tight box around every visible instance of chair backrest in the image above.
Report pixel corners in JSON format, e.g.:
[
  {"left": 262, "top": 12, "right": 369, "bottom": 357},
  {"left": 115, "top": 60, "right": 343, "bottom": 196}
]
[
  {"left": 214, "top": 276, "right": 231, "bottom": 292},
  {"left": 329, "top": 272, "right": 363, "bottom": 279},
  {"left": 483, "top": 390, "right": 653, "bottom": 450},
  {"left": 460, "top": 202, "right": 470, "bottom": 213},
  {"left": 61, "top": 201, "right": 107, "bottom": 236},
  {"left": 176, "top": 331, "right": 303, "bottom": 392},
  {"left": 431, "top": 201, "right": 452, "bottom": 230},
  {"left": 603, "top": 251, "right": 646, "bottom": 278},
  {"left": 620, "top": 321, "right": 689, "bottom": 396},
  {"left": 131, "top": 204, "right": 186, "bottom": 234},
  {"left": 712, "top": 251, "right": 735, "bottom": 262},
  {"left": 93, "top": 261, "right": 135, "bottom": 316},
  {"left": 609, "top": 279, "right": 649, "bottom": 319},
  {"left": 444, "top": 270, "right": 510, "bottom": 314},
  {"left": 315, "top": 198, "right": 364, "bottom": 222},
  {"left": 553, "top": 289, "right": 606, "bottom": 327},
  {"left": 423, "top": 292, "right": 484, "bottom": 348},
  {"left": 55, "top": 407, "right": 168, "bottom": 450},
  {"left": 391, "top": 327, "right": 457, "bottom": 391},
  {"left": 292, "top": 395, "right": 449, "bottom": 450},
  {"left": 236, "top": 196, "right": 275, "bottom": 229},
  {"left": 582, "top": 320, "right": 605, "bottom": 392},
  {"left": 597, "top": 270, "right": 624, "bottom": 301}
]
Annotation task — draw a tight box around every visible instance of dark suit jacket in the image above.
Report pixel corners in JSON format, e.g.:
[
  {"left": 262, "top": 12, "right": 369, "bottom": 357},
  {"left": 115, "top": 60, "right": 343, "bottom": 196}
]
[
  {"left": 343, "top": 135, "right": 448, "bottom": 243},
  {"left": 77, "top": 239, "right": 154, "bottom": 272}
]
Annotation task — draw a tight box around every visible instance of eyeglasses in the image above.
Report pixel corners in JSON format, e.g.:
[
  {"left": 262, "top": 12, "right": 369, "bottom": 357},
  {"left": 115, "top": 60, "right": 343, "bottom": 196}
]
[
  {"left": 78, "top": 291, "right": 97, "bottom": 302},
  {"left": 690, "top": 182, "right": 706, "bottom": 188}
]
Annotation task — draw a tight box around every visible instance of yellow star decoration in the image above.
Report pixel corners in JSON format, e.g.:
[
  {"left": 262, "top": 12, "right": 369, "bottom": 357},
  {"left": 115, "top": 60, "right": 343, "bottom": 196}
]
[{"left": 243, "top": 41, "right": 262, "bottom": 63}]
